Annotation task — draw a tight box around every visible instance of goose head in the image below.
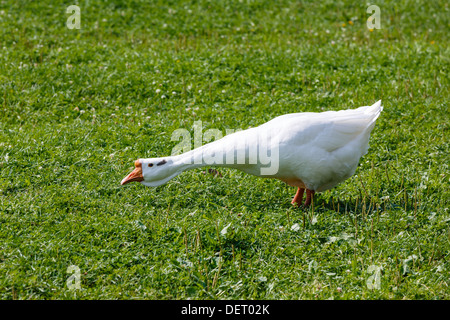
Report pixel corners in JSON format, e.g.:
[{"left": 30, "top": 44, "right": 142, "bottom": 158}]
[{"left": 121, "top": 158, "right": 182, "bottom": 187}]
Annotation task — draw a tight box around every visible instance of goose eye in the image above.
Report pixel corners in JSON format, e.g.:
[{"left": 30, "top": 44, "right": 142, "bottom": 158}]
[{"left": 148, "top": 163, "right": 153, "bottom": 167}]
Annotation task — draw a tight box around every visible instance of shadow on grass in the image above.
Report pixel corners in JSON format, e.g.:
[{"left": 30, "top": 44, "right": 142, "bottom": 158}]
[{"left": 318, "top": 195, "right": 417, "bottom": 215}]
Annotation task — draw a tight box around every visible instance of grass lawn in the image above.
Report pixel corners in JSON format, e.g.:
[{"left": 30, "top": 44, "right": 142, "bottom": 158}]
[{"left": 0, "top": 0, "right": 449, "bottom": 299}]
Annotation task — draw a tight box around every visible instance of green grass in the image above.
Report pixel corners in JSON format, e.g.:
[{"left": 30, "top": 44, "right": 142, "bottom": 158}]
[{"left": 0, "top": 0, "right": 449, "bottom": 299}]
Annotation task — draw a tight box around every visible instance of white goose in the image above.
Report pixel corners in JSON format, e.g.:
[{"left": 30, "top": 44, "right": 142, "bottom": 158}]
[{"left": 122, "top": 100, "right": 382, "bottom": 206}]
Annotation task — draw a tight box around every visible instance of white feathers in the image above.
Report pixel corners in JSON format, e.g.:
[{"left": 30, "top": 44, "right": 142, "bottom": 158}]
[{"left": 139, "top": 101, "right": 383, "bottom": 193}]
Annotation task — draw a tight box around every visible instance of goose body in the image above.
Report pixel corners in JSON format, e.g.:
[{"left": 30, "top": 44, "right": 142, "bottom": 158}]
[{"left": 122, "top": 100, "right": 383, "bottom": 206}]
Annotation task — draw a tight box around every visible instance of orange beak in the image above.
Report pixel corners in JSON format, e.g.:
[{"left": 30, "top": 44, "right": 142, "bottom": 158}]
[{"left": 121, "top": 160, "right": 144, "bottom": 185}]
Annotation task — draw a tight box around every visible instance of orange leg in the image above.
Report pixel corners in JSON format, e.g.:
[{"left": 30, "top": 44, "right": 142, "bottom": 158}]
[
  {"left": 291, "top": 187, "right": 305, "bottom": 206},
  {"left": 304, "top": 189, "right": 315, "bottom": 207}
]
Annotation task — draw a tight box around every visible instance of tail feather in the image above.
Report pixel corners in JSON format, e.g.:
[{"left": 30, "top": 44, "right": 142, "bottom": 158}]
[
  {"left": 364, "top": 100, "right": 383, "bottom": 115},
  {"left": 364, "top": 100, "right": 383, "bottom": 129},
  {"left": 316, "top": 100, "right": 383, "bottom": 153}
]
